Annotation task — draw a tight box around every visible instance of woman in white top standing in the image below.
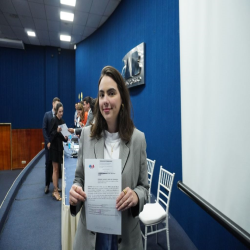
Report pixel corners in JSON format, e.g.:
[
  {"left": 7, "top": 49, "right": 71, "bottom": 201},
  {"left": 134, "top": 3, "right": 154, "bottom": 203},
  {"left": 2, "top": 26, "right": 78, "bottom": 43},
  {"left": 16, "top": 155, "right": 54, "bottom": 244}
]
[{"left": 69, "top": 66, "right": 149, "bottom": 250}]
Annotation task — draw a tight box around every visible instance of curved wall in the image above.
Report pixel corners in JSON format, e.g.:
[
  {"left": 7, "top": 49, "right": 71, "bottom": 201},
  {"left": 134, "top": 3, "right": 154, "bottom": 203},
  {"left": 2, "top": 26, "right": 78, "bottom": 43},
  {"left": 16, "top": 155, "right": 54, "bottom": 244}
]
[{"left": 75, "top": 0, "right": 246, "bottom": 249}]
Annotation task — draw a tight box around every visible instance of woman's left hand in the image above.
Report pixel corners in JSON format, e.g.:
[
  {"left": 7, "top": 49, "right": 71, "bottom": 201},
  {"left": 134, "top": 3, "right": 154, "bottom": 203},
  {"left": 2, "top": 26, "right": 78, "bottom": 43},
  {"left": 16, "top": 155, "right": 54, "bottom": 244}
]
[{"left": 116, "top": 187, "right": 138, "bottom": 211}]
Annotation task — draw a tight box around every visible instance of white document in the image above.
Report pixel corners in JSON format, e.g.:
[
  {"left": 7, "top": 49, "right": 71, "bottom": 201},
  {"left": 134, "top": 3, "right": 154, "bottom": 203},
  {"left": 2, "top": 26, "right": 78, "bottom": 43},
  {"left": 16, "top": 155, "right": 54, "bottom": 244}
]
[
  {"left": 58, "top": 123, "right": 71, "bottom": 137},
  {"left": 85, "top": 159, "right": 122, "bottom": 235}
]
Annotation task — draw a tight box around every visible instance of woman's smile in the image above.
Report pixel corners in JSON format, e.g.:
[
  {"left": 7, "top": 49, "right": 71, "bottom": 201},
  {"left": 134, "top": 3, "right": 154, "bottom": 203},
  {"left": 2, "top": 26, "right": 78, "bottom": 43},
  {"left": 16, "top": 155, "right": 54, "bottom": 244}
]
[{"left": 103, "top": 107, "right": 111, "bottom": 113}]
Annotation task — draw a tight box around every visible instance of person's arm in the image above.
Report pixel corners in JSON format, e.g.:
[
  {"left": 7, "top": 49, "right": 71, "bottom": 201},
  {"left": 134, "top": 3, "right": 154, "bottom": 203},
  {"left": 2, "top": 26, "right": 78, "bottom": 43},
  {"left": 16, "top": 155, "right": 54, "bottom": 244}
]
[
  {"left": 75, "top": 116, "right": 81, "bottom": 128},
  {"left": 85, "top": 110, "right": 93, "bottom": 127},
  {"left": 59, "top": 132, "right": 68, "bottom": 142},
  {"left": 68, "top": 128, "right": 74, "bottom": 134},
  {"left": 79, "top": 117, "right": 85, "bottom": 128},
  {"left": 57, "top": 119, "right": 68, "bottom": 142},
  {"left": 131, "top": 133, "right": 149, "bottom": 217},
  {"left": 116, "top": 132, "right": 149, "bottom": 216},
  {"left": 70, "top": 127, "right": 86, "bottom": 216},
  {"left": 83, "top": 112, "right": 88, "bottom": 126},
  {"left": 75, "top": 128, "right": 82, "bottom": 136},
  {"left": 68, "top": 128, "right": 82, "bottom": 136},
  {"left": 49, "top": 118, "right": 58, "bottom": 142}
]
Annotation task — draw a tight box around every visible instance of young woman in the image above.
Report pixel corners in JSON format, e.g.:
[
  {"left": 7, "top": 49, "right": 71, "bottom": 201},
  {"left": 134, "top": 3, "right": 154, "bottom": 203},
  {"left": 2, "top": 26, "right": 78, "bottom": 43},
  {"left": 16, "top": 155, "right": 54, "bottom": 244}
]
[
  {"left": 49, "top": 102, "right": 68, "bottom": 201},
  {"left": 69, "top": 66, "right": 148, "bottom": 250},
  {"left": 76, "top": 103, "right": 87, "bottom": 127}
]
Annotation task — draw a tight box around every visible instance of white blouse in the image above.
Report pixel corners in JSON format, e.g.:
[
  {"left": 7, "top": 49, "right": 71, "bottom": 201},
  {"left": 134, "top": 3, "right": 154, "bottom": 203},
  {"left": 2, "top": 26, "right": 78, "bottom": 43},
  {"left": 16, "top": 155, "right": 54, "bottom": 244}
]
[{"left": 104, "top": 130, "right": 121, "bottom": 160}]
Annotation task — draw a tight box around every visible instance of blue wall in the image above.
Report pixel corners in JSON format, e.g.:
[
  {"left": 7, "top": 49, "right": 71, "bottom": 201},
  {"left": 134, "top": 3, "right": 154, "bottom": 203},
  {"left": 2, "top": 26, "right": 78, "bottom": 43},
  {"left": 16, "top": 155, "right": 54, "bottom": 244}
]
[
  {"left": 0, "top": 45, "right": 75, "bottom": 129},
  {"left": 75, "top": 0, "right": 247, "bottom": 249}
]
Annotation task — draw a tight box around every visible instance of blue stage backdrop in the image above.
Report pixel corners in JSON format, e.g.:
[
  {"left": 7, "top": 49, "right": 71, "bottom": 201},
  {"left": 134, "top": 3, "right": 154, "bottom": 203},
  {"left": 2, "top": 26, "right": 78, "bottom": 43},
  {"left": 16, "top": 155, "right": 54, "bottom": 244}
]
[
  {"left": 75, "top": 0, "right": 247, "bottom": 249},
  {"left": 0, "top": 45, "right": 75, "bottom": 129}
]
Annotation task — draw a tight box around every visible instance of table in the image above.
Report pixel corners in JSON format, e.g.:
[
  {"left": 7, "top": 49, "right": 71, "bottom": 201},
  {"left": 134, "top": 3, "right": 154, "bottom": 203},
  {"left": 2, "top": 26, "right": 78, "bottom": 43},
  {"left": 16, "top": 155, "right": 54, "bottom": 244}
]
[{"left": 61, "top": 146, "right": 80, "bottom": 250}]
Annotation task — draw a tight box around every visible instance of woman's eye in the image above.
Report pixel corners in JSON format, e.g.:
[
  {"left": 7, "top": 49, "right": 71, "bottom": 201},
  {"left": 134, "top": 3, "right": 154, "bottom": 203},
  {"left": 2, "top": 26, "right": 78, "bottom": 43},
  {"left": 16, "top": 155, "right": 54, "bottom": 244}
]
[{"left": 109, "top": 92, "right": 114, "bottom": 96}]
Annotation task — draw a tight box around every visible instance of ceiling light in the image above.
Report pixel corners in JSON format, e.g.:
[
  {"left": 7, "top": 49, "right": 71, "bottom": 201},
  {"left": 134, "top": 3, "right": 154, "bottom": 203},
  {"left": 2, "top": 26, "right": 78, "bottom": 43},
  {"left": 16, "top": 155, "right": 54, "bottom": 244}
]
[
  {"left": 60, "top": 11, "right": 74, "bottom": 22},
  {"left": 74, "top": 44, "right": 77, "bottom": 50},
  {"left": 60, "top": 0, "right": 76, "bottom": 7},
  {"left": 27, "top": 31, "right": 36, "bottom": 37},
  {"left": 60, "top": 35, "right": 71, "bottom": 42}
]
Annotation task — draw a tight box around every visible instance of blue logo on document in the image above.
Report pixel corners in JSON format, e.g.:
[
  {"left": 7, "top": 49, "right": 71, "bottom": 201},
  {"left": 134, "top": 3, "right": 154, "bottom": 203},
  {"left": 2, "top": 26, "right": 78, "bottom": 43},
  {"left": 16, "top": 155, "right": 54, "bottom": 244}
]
[{"left": 89, "top": 165, "right": 94, "bottom": 169}]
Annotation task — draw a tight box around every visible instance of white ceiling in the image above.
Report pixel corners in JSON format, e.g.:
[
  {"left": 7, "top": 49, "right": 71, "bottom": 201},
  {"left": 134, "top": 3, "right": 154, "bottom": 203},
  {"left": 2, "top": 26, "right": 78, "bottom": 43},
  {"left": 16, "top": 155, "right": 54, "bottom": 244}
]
[{"left": 0, "top": 0, "right": 121, "bottom": 50}]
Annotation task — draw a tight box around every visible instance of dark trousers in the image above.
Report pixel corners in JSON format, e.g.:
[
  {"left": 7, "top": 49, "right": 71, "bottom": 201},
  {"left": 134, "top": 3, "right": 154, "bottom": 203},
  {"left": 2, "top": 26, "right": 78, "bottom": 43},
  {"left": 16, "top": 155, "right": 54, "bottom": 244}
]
[
  {"left": 95, "top": 233, "right": 118, "bottom": 250},
  {"left": 45, "top": 148, "right": 53, "bottom": 186}
]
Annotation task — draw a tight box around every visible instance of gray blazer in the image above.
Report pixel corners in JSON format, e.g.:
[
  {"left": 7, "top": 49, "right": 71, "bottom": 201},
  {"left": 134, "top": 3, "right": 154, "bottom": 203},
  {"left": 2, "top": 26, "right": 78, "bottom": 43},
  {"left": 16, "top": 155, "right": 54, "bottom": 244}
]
[
  {"left": 75, "top": 109, "right": 94, "bottom": 136},
  {"left": 70, "top": 126, "right": 148, "bottom": 250}
]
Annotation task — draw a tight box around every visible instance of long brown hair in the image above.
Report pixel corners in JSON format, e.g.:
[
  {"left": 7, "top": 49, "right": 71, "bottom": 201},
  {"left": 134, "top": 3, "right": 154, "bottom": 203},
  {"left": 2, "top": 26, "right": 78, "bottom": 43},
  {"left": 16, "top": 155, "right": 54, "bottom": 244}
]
[
  {"left": 90, "top": 66, "right": 134, "bottom": 141},
  {"left": 76, "top": 103, "right": 84, "bottom": 121}
]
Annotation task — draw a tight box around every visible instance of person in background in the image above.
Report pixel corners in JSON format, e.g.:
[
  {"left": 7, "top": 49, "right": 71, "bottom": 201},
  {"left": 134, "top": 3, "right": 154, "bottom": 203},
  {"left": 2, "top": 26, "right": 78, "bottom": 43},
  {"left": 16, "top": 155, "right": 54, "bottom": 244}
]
[
  {"left": 79, "top": 100, "right": 88, "bottom": 126},
  {"left": 75, "top": 103, "right": 81, "bottom": 128},
  {"left": 83, "top": 111, "right": 88, "bottom": 126},
  {"left": 91, "top": 98, "right": 96, "bottom": 114},
  {"left": 83, "top": 96, "right": 94, "bottom": 127},
  {"left": 74, "top": 103, "right": 78, "bottom": 128},
  {"left": 42, "top": 97, "right": 60, "bottom": 194},
  {"left": 68, "top": 96, "right": 94, "bottom": 136},
  {"left": 49, "top": 102, "right": 68, "bottom": 201},
  {"left": 82, "top": 110, "right": 88, "bottom": 127},
  {"left": 76, "top": 103, "right": 88, "bottom": 127},
  {"left": 90, "top": 98, "right": 96, "bottom": 124},
  {"left": 69, "top": 66, "right": 148, "bottom": 250}
]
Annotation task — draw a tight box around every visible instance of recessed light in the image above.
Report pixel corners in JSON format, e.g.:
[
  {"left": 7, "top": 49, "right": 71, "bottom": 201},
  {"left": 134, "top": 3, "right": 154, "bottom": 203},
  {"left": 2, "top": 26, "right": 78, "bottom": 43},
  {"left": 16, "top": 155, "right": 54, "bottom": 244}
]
[
  {"left": 60, "top": 0, "right": 76, "bottom": 7},
  {"left": 60, "top": 11, "right": 74, "bottom": 22},
  {"left": 60, "top": 35, "right": 71, "bottom": 42},
  {"left": 27, "top": 31, "right": 36, "bottom": 37}
]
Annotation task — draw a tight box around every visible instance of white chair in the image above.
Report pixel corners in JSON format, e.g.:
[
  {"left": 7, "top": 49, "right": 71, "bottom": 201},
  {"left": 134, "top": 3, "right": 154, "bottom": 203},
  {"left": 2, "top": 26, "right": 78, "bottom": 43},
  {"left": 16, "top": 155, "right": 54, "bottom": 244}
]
[
  {"left": 139, "top": 166, "right": 175, "bottom": 250},
  {"left": 146, "top": 158, "right": 156, "bottom": 203}
]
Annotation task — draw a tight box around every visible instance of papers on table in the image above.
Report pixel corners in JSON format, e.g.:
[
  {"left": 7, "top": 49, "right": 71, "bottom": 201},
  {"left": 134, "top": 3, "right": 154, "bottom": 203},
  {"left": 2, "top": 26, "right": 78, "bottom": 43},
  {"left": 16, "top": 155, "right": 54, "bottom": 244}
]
[
  {"left": 72, "top": 144, "right": 79, "bottom": 151},
  {"left": 58, "top": 123, "right": 71, "bottom": 137},
  {"left": 85, "top": 159, "right": 122, "bottom": 235}
]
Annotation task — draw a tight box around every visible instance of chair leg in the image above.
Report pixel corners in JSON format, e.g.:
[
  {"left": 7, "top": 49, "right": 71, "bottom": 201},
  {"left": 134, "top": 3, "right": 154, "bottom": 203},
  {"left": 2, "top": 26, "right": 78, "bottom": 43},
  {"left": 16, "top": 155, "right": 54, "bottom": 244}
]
[
  {"left": 166, "top": 227, "right": 170, "bottom": 250},
  {"left": 156, "top": 224, "right": 158, "bottom": 244},
  {"left": 144, "top": 226, "right": 148, "bottom": 250}
]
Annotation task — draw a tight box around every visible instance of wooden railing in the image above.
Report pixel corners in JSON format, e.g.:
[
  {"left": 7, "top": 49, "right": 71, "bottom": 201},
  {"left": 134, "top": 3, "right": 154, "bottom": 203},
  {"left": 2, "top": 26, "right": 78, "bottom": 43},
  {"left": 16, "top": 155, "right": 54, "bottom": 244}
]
[
  {"left": 0, "top": 126, "right": 44, "bottom": 170},
  {"left": 0, "top": 124, "right": 12, "bottom": 170}
]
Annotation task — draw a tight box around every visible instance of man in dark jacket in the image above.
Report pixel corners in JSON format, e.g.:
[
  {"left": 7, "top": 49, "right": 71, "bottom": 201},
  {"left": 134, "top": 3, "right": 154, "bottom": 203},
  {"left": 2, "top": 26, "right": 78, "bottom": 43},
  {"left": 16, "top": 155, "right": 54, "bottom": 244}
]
[{"left": 42, "top": 97, "right": 60, "bottom": 194}]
